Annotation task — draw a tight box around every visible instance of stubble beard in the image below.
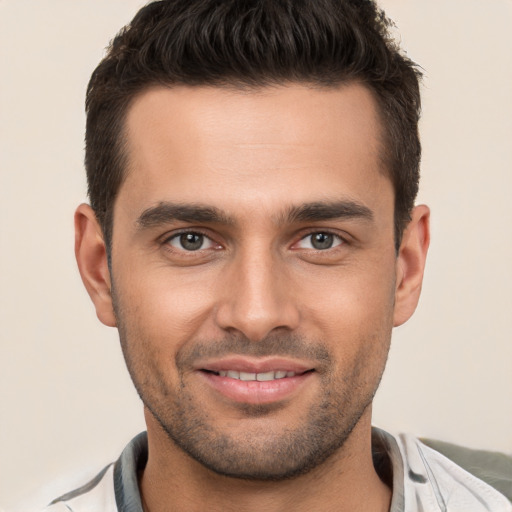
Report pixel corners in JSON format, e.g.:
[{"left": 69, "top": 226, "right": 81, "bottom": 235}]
[
  {"left": 146, "top": 377, "right": 375, "bottom": 481},
  {"left": 115, "top": 315, "right": 391, "bottom": 481}
]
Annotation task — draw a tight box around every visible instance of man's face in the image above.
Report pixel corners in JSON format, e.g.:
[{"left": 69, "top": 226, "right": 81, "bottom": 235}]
[{"left": 110, "top": 84, "right": 399, "bottom": 479}]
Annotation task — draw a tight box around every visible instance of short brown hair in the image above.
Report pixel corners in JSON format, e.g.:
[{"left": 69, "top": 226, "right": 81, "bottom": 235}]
[{"left": 85, "top": 0, "right": 422, "bottom": 250}]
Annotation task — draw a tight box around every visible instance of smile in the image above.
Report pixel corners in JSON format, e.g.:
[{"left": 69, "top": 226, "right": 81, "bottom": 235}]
[
  {"left": 197, "top": 359, "right": 315, "bottom": 405},
  {"left": 212, "top": 370, "right": 298, "bottom": 381}
]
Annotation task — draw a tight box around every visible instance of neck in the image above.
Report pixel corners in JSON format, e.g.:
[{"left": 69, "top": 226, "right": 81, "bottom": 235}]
[{"left": 140, "top": 409, "right": 391, "bottom": 512}]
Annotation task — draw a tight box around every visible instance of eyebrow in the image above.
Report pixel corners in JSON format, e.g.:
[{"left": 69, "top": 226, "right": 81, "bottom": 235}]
[
  {"left": 136, "top": 203, "right": 234, "bottom": 229},
  {"left": 136, "top": 199, "right": 373, "bottom": 230},
  {"left": 284, "top": 201, "right": 374, "bottom": 224}
]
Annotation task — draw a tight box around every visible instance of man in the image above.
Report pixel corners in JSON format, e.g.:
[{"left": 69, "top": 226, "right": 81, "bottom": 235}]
[{"left": 43, "top": 0, "right": 511, "bottom": 511}]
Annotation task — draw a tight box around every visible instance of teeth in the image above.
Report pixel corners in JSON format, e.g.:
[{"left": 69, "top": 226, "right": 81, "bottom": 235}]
[
  {"left": 217, "top": 370, "right": 297, "bottom": 381},
  {"left": 256, "top": 371, "right": 275, "bottom": 381}
]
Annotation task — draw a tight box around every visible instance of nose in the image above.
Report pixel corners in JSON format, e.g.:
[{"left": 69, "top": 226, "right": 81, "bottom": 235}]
[{"left": 214, "top": 247, "right": 300, "bottom": 342}]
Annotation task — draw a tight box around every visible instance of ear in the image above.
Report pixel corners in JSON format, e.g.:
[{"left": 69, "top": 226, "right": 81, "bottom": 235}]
[
  {"left": 74, "top": 203, "right": 117, "bottom": 327},
  {"left": 393, "top": 205, "right": 430, "bottom": 327}
]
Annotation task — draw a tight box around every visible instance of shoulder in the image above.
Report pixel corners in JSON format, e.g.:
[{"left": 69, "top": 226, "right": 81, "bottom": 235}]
[
  {"left": 41, "top": 464, "right": 117, "bottom": 512},
  {"left": 396, "top": 433, "right": 512, "bottom": 510},
  {"left": 420, "top": 437, "right": 512, "bottom": 504},
  {"left": 37, "top": 432, "right": 148, "bottom": 512}
]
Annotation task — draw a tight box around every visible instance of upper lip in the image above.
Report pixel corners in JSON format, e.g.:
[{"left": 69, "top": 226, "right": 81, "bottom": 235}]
[{"left": 197, "top": 356, "right": 314, "bottom": 374}]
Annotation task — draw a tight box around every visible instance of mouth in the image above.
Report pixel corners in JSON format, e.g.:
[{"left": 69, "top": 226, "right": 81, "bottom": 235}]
[
  {"left": 202, "top": 369, "right": 310, "bottom": 381},
  {"left": 196, "top": 358, "right": 316, "bottom": 404}
]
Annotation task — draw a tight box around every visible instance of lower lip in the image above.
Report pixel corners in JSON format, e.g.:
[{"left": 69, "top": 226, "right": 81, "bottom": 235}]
[{"left": 199, "top": 371, "right": 314, "bottom": 404}]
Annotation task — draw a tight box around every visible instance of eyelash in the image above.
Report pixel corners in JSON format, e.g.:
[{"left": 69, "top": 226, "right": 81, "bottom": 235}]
[
  {"left": 162, "top": 229, "right": 220, "bottom": 253},
  {"left": 161, "top": 229, "right": 348, "bottom": 254},
  {"left": 293, "top": 230, "right": 346, "bottom": 251}
]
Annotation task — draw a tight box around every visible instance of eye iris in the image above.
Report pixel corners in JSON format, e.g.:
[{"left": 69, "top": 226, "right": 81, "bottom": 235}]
[
  {"left": 180, "top": 233, "right": 203, "bottom": 251},
  {"left": 311, "top": 233, "right": 333, "bottom": 250}
]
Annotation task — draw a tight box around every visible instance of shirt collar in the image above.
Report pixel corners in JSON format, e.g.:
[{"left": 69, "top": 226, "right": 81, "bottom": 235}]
[{"left": 113, "top": 428, "right": 404, "bottom": 512}]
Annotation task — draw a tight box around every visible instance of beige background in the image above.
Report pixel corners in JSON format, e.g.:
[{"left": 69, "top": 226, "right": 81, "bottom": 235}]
[{"left": 1, "top": 0, "right": 511, "bottom": 509}]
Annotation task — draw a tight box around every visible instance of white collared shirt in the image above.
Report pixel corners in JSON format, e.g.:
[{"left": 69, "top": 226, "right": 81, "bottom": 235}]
[{"left": 41, "top": 429, "right": 512, "bottom": 512}]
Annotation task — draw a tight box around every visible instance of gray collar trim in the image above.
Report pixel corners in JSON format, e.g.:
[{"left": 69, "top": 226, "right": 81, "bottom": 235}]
[
  {"left": 114, "top": 431, "right": 148, "bottom": 512},
  {"left": 372, "top": 427, "right": 406, "bottom": 512}
]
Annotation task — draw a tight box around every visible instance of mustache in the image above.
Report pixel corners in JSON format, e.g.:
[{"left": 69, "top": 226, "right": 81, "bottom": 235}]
[{"left": 176, "top": 333, "right": 332, "bottom": 368}]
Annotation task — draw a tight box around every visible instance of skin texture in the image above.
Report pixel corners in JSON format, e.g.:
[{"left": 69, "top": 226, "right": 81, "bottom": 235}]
[{"left": 75, "top": 83, "right": 430, "bottom": 512}]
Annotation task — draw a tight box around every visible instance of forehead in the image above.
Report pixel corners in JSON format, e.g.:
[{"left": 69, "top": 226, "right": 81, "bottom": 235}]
[{"left": 119, "top": 83, "right": 391, "bottom": 219}]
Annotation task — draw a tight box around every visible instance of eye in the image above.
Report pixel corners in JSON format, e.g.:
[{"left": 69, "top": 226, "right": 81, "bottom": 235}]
[
  {"left": 167, "top": 232, "right": 217, "bottom": 251},
  {"left": 296, "top": 232, "right": 344, "bottom": 250}
]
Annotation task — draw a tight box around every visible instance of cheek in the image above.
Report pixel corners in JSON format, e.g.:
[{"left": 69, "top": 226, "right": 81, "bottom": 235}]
[
  {"left": 298, "top": 261, "right": 397, "bottom": 332},
  {"left": 114, "top": 265, "right": 219, "bottom": 348},
  {"left": 295, "top": 263, "right": 396, "bottom": 381}
]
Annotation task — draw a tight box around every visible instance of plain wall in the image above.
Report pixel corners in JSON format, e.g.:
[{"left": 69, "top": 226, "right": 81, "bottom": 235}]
[{"left": 1, "top": 0, "right": 511, "bottom": 509}]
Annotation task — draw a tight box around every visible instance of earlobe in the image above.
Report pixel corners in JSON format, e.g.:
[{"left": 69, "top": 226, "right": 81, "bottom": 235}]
[
  {"left": 393, "top": 205, "right": 430, "bottom": 327},
  {"left": 74, "top": 204, "right": 117, "bottom": 327}
]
